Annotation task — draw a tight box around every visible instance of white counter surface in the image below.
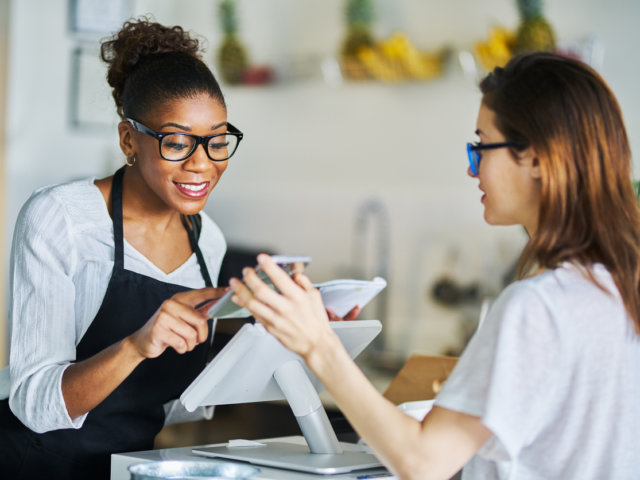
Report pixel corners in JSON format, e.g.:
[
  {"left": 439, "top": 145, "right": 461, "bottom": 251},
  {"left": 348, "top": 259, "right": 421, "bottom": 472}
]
[{"left": 111, "top": 436, "right": 395, "bottom": 480}]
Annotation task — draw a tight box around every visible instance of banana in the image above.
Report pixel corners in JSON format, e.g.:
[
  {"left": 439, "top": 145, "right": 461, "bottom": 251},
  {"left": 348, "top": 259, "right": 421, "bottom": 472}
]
[
  {"left": 348, "top": 31, "right": 444, "bottom": 82},
  {"left": 357, "top": 46, "right": 403, "bottom": 83},
  {"left": 474, "top": 26, "right": 515, "bottom": 71}
]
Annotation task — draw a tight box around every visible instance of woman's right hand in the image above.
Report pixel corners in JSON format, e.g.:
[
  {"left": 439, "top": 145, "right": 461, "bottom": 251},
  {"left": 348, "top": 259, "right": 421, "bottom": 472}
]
[
  {"left": 128, "top": 287, "right": 227, "bottom": 359},
  {"left": 62, "top": 287, "right": 227, "bottom": 420}
]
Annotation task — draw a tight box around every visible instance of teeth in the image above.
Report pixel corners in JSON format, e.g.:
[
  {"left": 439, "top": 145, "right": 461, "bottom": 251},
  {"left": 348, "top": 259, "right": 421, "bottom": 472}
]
[{"left": 178, "top": 183, "right": 207, "bottom": 192}]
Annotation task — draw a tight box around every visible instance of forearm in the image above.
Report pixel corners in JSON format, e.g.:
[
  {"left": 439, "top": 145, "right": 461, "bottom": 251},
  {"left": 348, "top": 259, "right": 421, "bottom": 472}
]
[
  {"left": 61, "top": 336, "right": 145, "bottom": 419},
  {"left": 307, "top": 336, "right": 430, "bottom": 478},
  {"left": 231, "top": 258, "right": 485, "bottom": 478},
  {"left": 308, "top": 335, "right": 482, "bottom": 480}
]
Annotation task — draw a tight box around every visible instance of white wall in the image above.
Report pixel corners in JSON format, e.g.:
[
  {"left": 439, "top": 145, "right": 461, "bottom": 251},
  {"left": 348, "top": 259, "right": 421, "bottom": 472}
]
[
  {"left": 0, "top": 0, "right": 9, "bottom": 367},
  {"left": 5, "top": 0, "right": 640, "bottom": 359}
]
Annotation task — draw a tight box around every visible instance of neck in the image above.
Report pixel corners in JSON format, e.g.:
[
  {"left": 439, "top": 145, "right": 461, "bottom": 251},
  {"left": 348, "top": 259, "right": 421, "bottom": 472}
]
[{"left": 121, "top": 166, "right": 182, "bottom": 232}]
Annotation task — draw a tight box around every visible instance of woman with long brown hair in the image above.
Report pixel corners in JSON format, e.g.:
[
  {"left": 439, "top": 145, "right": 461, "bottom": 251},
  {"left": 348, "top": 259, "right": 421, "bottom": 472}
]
[{"left": 231, "top": 53, "right": 640, "bottom": 479}]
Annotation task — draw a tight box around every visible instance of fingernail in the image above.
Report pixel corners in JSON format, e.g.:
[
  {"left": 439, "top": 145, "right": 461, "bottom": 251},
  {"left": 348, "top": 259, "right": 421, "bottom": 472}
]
[
  {"left": 229, "top": 278, "right": 238, "bottom": 287},
  {"left": 242, "top": 267, "right": 250, "bottom": 276},
  {"left": 231, "top": 295, "right": 239, "bottom": 304}
]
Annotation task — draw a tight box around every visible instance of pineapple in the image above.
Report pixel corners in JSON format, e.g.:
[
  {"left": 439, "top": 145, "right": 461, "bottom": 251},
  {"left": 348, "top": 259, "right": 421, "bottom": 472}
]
[
  {"left": 217, "top": 0, "right": 248, "bottom": 85},
  {"left": 341, "top": 0, "right": 375, "bottom": 56},
  {"left": 340, "top": 0, "right": 375, "bottom": 80},
  {"left": 342, "top": 24, "right": 375, "bottom": 57},
  {"left": 513, "top": 0, "right": 556, "bottom": 54}
]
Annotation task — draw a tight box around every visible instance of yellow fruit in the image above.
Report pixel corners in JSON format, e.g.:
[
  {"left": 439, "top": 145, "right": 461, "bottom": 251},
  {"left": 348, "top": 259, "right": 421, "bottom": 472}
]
[
  {"left": 488, "top": 26, "right": 514, "bottom": 47},
  {"left": 351, "top": 32, "right": 444, "bottom": 83},
  {"left": 474, "top": 26, "right": 515, "bottom": 71},
  {"left": 357, "top": 46, "right": 403, "bottom": 83}
]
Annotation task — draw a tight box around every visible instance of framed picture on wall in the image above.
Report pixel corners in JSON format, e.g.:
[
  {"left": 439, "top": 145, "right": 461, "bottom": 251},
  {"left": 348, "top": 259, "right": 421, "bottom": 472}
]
[
  {"left": 69, "top": 0, "right": 131, "bottom": 35},
  {"left": 69, "top": 45, "right": 118, "bottom": 130}
]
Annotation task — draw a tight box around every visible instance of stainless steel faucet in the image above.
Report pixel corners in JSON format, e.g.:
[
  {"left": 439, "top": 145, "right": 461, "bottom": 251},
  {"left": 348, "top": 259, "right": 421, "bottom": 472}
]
[{"left": 352, "top": 198, "right": 390, "bottom": 353}]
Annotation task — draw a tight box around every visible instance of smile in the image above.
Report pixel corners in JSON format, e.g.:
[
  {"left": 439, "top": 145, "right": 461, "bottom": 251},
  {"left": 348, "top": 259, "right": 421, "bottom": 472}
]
[{"left": 174, "top": 181, "right": 210, "bottom": 198}]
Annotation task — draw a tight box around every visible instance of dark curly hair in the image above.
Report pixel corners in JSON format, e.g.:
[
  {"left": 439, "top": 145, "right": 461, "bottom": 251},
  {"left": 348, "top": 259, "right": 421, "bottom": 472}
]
[{"left": 100, "top": 18, "right": 225, "bottom": 120}]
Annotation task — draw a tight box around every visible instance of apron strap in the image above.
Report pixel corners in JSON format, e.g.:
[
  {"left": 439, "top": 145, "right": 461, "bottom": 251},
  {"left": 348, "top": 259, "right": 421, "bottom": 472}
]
[
  {"left": 181, "top": 214, "right": 214, "bottom": 287},
  {"left": 111, "top": 167, "right": 126, "bottom": 271}
]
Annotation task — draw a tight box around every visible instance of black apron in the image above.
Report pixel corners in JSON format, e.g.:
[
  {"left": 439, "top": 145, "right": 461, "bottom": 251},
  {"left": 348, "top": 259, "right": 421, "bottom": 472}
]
[{"left": 0, "top": 167, "right": 214, "bottom": 479}]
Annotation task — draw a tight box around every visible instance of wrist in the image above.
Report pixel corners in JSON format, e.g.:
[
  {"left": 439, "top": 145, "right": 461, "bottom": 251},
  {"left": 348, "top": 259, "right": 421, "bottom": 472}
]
[
  {"left": 121, "top": 336, "right": 146, "bottom": 364},
  {"left": 305, "top": 329, "right": 348, "bottom": 380}
]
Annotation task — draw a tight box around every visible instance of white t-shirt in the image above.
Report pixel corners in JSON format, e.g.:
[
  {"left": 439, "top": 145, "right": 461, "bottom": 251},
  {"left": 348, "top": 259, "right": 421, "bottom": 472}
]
[
  {"left": 435, "top": 263, "right": 640, "bottom": 479},
  {"left": 0, "top": 177, "right": 227, "bottom": 433}
]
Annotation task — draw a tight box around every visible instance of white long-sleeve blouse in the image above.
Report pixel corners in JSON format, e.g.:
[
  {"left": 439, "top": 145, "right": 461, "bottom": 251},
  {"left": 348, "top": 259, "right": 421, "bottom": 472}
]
[{"left": 0, "top": 177, "right": 226, "bottom": 433}]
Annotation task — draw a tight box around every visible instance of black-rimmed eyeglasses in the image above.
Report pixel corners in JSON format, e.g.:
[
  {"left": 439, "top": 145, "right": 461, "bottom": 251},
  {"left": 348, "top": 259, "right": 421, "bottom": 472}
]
[
  {"left": 466, "top": 141, "right": 522, "bottom": 176},
  {"left": 127, "top": 118, "right": 244, "bottom": 162}
]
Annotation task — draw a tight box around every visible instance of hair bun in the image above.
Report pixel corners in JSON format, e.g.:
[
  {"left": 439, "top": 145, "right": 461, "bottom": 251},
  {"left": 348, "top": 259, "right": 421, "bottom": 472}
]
[{"left": 101, "top": 17, "right": 202, "bottom": 112}]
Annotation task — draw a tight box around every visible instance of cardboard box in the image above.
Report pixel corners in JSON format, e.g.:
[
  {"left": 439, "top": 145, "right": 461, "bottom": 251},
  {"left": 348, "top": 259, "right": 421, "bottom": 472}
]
[{"left": 383, "top": 354, "right": 458, "bottom": 405}]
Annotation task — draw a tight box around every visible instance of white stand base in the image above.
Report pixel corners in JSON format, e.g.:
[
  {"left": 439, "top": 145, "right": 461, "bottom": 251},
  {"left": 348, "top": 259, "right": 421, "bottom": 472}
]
[{"left": 192, "top": 436, "right": 382, "bottom": 475}]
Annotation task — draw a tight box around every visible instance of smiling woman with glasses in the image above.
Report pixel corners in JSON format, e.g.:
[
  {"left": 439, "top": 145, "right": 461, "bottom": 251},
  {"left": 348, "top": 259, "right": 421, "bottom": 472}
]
[{"left": 0, "top": 19, "right": 241, "bottom": 480}]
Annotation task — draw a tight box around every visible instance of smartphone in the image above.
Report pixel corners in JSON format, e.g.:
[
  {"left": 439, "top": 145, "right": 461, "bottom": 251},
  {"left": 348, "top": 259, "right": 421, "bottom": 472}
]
[{"left": 207, "top": 255, "right": 311, "bottom": 319}]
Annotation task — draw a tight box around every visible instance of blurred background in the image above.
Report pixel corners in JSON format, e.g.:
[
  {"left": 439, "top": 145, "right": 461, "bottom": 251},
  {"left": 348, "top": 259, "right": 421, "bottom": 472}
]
[{"left": 1, "top": 0, "right": 639, "bottom": 374}]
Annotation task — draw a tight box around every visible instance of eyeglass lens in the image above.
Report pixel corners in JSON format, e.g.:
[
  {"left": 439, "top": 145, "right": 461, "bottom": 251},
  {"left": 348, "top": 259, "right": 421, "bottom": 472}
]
[
  {"left": 161, "top": 133, "right": 239, "bottom": 161},
  {"left": 467, "top": 144, "right": 480, "bottom": 175},
  {"left": 470, "top": 151, "right": 480, "bottom": 175}
]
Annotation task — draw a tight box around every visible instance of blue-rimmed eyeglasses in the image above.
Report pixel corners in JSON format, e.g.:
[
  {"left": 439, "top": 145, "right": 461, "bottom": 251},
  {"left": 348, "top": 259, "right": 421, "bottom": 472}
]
[
  {"left": 466, "top": 141, "right": 522, "bottom": 176},
  {"left": 127, "top": 118, "right": 244, "bottom": 162}
]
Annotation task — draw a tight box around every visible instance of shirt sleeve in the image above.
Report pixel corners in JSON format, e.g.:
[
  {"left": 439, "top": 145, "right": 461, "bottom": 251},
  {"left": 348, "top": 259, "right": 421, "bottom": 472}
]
[
  {"left": 8, "top": 188, "right": 87, "bottom": 432},
  {"left": 434, "top": 281, "right": 563, "bottom": 461}
]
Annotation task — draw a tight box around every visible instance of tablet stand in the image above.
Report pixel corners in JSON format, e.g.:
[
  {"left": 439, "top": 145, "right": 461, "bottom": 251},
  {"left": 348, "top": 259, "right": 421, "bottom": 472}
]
[
  {"left": 185, "top": 321, "right": 384, "bottom": 474},
  {"left": 274, "top": 360, "right": 342, "bottom": 454}
]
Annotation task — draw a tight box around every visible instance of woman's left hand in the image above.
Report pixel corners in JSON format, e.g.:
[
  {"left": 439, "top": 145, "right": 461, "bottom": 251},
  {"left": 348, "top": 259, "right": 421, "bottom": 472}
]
[
  {"left": 327, "top": 305, "right": 361, "bottom": 321},
  {"left": 229, "top": 254, "right": 336, "bottom": 363}
]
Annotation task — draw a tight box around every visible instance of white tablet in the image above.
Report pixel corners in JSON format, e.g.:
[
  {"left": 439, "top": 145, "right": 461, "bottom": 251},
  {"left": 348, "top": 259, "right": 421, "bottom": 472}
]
[{"left": 181, "top": 319, "right": 381, "bottom": 411}]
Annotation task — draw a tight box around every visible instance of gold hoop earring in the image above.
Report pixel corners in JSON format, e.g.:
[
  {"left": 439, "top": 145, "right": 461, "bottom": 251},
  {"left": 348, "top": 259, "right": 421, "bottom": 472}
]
[{"left": 126, "top": 155, "right": 136, "bottom": 167}]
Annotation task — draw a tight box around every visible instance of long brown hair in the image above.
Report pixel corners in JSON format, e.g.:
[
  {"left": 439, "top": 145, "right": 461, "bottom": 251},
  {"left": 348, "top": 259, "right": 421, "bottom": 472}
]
[{"left": 480, "top": 52, "right": 640, "bottom": 332}]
